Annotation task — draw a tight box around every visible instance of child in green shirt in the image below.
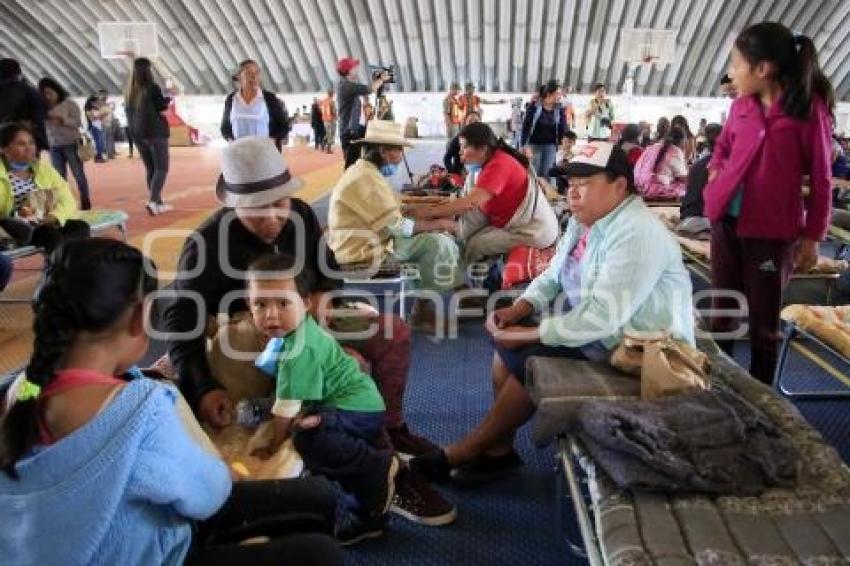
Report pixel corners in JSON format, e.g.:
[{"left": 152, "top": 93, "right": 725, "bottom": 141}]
[{"left": 247, "top": 253, "right": 399, "bottom": 543}]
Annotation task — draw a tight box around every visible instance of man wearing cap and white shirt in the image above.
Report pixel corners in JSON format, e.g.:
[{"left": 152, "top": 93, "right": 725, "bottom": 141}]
[
  {"left": 336, "top": 57, "right": 391, "bottom": 169},
  {"left": 161, "top": 137, "right": 456, "bottom": 526},
  {"left": 412, "top": 141, "right": 695, "bottom": 485}
]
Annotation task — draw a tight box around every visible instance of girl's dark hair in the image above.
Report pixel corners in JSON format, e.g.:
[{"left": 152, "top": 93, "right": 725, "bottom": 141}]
[
  {"left": 126, "top": 57, "right": 155, "bottom": 109},
  {"left": 617, "top": 123, "right": 641, "bottom": 146},
  {"left": 37, "top": 77, "right": 68, "bottom": 103},
  {"left": 458, "top": 122, "right": 529, "bottom": 169},
  {"left": 654, "top": 117, "right": 670, "bottom": 142},
  {"left": 734, "top": 22, "right": 835, "bottom": 119},
  {"left": 653, "top": 126, "right": 686, "bottom": 173},
  {"left": 0, "top": 122, "right": 34, "bottom": 149},
  {"left": 538, "top": 80, "right": 560, "bottom": 100},
  {"left": 670, "top": 115, "right": 692, "bottom": 138},
  {"left": 0, "top": 238, "right": 158, "bottom": 478}
]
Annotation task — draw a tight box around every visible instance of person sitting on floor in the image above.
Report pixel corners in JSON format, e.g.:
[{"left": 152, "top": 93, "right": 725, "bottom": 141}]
[
  {"left": 160, "top": 136, "right": 456, "bottom": 526},
  {"left": 616, "top": 123, "right": 644, "bottom": 166},
  {"left": 443, "top": 111, "right": 480, "bottom": 175},
  {"left": 327, "top": 120, "right": 464, "bottom": 331},
  {"left": 548, "top": 130, "right": 578, "bottom": 194},
  {"left": 0, "top": 238, "right": 342, "bottom": 565},
  {"left": 247, "top": 253, "right": 435, "bottom": 544},
  {"left": 0, "top": 122, "right": 89, "bottom": 252},
  {"left": 680, "top": 123, "right": 723, "bottom": 222},
  {"left": 409, "top": 122, "right": 559, "bottom": 266},
  {"left": 633, "top": 125, "right": 689, "bottom": 200},
  {"left": 411, "top": 142, "right": 694, "bottom": 485}
]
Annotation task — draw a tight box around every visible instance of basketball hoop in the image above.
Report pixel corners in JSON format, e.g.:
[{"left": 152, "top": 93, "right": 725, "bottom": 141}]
[
  {"left": 620, "top": 28, "right": 677, "bottom": 69},
  {"left": 98, "top": 22, "right": 158, "bottom": 59}
]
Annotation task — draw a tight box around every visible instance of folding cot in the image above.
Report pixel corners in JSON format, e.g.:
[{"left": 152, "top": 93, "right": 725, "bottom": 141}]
[{"left": 526, "top": 340, "right": 850, "bottom": 565}]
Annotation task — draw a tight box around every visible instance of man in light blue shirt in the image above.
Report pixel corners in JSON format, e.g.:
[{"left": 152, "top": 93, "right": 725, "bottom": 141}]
[{"left": 412, "top": 142, "right": 695, "bottom": 484}]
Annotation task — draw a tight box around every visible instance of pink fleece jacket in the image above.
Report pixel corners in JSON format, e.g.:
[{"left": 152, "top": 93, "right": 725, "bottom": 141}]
[{"left": 705, "top": 94, "right": 832, "bottom": 241}]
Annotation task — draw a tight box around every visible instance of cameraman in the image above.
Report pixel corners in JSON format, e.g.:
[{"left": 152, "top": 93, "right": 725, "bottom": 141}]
[
  {"left": 336, "top": 57, "right": 390, "bottom": 169},
  {"left": 584, "top": 83, "right": 614, "bottom": 141}
]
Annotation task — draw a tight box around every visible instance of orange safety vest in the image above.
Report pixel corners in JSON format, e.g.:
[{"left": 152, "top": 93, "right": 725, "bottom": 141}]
[
  {"left": 459, "top": 94, "right": 480, "bottom": 117},
  {"left": 319, "top": 97, "right": 336, "bottom": 122},
  {"left": 445, "top": 94, "right": 462, "bottom": 125}
]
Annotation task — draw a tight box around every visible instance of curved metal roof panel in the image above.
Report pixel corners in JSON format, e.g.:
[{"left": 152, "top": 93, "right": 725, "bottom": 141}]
[{"left": 1, "top": 0, "right": 847, "bottom": 100}]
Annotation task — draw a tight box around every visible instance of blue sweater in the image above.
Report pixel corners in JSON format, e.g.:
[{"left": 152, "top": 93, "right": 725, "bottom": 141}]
[{"left": 0, "top": 378, "right": 232, "bottom": 565}]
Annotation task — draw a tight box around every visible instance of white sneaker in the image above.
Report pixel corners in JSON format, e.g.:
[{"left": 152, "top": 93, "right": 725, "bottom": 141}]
[
  {"left": 144, "top": 202, "right": 159, "bottom": 216},
  {"left": 156, "top": 203, "right": 174, "bottom": 214}
]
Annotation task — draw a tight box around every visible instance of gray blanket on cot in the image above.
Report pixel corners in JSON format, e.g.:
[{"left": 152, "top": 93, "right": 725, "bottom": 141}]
[{"left": 575, "top": 387, "right": 797, "bottom": 496}]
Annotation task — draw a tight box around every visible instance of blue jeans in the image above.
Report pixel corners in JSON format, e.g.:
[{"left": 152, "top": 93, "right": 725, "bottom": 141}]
[
  {"left": 530, "top": 144, "right": 558, "bottom": 183},
  {"left": 49, "top": 145, "right": 92, "bottom": 209},
  {"left": 293, "top": 407, "right": 392, "bottom": 514},
  {"left": 89, "top": 126, "right": 105, "bottom": 160}
]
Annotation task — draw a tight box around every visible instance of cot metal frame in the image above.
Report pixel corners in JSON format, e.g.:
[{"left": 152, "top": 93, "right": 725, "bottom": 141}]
[
  {"left": 0, "top": 211, "right": 129, "bottom": 304},
  {"left": 773, "top": 321, "right": 850, "bottom": 400},
  {"left": 555, "top": 436, "right": 604, "bottom": 566}
]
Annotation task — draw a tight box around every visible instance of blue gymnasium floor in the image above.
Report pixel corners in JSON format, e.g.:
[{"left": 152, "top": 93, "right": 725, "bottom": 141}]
[{"left": 144, "top": 140, "right": 849, "bottom": 565}]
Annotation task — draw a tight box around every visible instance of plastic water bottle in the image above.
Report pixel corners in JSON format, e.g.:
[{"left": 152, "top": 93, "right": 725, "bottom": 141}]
[{"left": 235, "top": 397, "right": 274, "bottom": 428}]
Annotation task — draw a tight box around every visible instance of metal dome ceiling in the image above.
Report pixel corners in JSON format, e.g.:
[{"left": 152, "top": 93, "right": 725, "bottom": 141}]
[{"left": 1, "top": 0, "right": 849, "bottom": 100}]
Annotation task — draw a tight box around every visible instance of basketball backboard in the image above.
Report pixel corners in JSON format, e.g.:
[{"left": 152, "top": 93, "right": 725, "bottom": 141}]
[
  {"left": 620, "top": 28, "right": 677, "bottom": 67},
  {"left": 98, "top": 22, "right": 158, "bottom": 59}
]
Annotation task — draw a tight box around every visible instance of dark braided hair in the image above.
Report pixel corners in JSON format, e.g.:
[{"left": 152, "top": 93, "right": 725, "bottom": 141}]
[
  {"left": 0, "top": 238, "right": 157, "bottom": 478},
  {"left": 459, "top": 121, "right": 530, "bottom": 169},
  {"left": 652, "top": 126, "right": 686, "bottom": 174}
]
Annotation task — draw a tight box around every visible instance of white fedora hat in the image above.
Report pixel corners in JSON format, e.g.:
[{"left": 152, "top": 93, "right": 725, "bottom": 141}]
[
  {"left": 352, "top": 120, "right": 413, "bottom": 147},
  {"left": 216, "top": 137, "right": 304, "bottom": 207}
]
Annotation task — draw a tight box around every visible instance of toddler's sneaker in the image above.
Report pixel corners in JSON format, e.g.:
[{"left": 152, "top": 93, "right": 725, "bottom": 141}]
[
  {"left": 391, "top": 467, "right": 457, "bottom": 526},
  {"left": 337, "top": 454, "right": 400, "bottom": 546}
]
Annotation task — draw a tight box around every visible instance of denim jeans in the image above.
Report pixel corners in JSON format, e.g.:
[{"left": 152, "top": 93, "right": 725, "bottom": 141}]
[
  {"left": 89, "top": 125, "right": 105, "bottom": 160},
  {"left": 293, "top": 407, "right": 392, "bottom": 514},
  {"left": 49, "top": 144, "right": 92, "bottom": 209},
  {"left": 530, "top": 143, "right": 558, "bottom": 183},
  {"left": 135, "top": 136, "right": 170, "bottom": 204}
]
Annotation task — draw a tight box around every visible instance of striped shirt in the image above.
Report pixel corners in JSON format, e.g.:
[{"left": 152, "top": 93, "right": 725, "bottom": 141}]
[{"left": 9, "top": 171, "right": 36, "bottom": 210}]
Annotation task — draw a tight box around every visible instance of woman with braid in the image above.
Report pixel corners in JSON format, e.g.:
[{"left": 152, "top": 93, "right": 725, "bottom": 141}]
[{"left": 0, "top": 238, "right": 341, "bottom": 565}]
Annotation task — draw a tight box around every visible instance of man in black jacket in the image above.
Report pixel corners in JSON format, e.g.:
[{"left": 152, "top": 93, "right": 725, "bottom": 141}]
[
  {"left": 160, "top": 137, "right": 457, "bottom": 527},
  {"left": 0, "top": 58, "right": 48, "bottom": 152}
]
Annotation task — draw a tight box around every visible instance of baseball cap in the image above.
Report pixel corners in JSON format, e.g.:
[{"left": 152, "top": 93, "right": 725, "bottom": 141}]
[
  {"left": 336, "top": 57, "right": 360, "bottom": 76},
  {"left": 563, "top": 141, "right": 634, "bottom": 189}
]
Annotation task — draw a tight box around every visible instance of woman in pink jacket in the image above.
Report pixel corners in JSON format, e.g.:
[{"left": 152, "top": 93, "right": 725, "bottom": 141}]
[{"left": 705, "top": 22, "right": 834, "bottom": 384}]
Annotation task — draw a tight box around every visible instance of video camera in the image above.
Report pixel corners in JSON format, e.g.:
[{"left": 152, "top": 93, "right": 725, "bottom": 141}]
[{"left": 368, "top": 64, "right": 396, "bottom": 84}]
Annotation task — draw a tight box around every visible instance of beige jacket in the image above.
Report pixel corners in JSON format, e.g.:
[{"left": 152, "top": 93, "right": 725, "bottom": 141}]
[{"left": 327, "top": 159, "right": 402, "bottom": 264}]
